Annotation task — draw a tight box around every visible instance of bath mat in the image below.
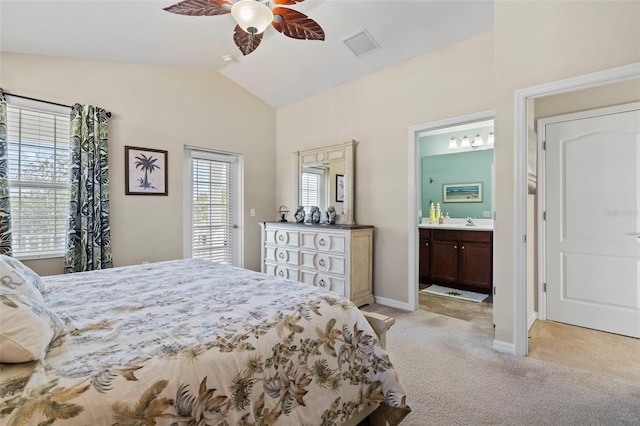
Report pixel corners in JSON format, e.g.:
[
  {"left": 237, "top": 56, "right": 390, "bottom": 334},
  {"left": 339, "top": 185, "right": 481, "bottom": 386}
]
[{"left": 420, "top": 284, "right": 488, "bottom": 303}]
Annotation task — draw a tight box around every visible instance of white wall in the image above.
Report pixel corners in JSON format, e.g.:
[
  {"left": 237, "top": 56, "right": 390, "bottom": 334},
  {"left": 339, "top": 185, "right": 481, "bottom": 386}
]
[
  {"left": 1, "top": 52, "right": 276, "bottom": 275},
  {"left": 276, "top": 32, "right": 495, "bottom": 303}
]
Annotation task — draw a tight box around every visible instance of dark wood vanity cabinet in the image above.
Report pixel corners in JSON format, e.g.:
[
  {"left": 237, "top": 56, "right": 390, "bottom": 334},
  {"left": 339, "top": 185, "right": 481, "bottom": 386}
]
[
  {"left": 423, "top": 229, "right": 493, "bottom": 294},
  {"left": 419, "top": 229, "right": 431, "bottom": 282}
]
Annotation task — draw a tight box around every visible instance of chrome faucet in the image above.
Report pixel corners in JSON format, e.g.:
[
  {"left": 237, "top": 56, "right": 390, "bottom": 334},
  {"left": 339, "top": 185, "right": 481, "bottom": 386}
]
[{"left": 466, "top": 217, "right": 475, "bottom": 226}]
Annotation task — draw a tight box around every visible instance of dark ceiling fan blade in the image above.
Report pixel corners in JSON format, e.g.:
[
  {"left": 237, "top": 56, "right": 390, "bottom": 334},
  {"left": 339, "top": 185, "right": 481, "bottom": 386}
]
[
  {"left": 163, "top": 0, "right": 232, "bottom": 16},
  {"left": 271, "top": 7, "right": 325, "bottom": 41},
  {"left": 273, "top": 0, "right": 305, "bottom": 4},
  {"left": 233, "top": 25, "right": 264, "bottom": 55}
]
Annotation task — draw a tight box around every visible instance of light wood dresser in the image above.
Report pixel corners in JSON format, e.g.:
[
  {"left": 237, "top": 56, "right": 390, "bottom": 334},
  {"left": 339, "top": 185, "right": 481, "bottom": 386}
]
[{"left": 260, "top": 222, "right": 374, "bottom": 307}]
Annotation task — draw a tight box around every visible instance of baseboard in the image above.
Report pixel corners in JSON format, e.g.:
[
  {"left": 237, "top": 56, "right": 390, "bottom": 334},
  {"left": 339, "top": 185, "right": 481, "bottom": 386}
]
[
  {"left": 528, "top": 312, "right": 538, "bottom": 331},
  {"left": 373, "top": 296, "right": 413, "bottom": 311},
  {"left": 493, "top": 339, "right": 515, "bottom": 355}
]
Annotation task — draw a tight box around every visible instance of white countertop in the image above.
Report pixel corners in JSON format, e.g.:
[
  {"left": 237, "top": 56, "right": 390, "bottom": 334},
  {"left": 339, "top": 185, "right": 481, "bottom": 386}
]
[{"left": 419, "top": 218, "right": 493, "bottom": 231}]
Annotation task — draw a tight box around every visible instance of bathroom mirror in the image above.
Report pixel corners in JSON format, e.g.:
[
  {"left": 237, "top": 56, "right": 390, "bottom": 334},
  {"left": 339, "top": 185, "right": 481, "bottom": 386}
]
[{"left": 295, "top": 140, "right": 356, "bottom": 225}]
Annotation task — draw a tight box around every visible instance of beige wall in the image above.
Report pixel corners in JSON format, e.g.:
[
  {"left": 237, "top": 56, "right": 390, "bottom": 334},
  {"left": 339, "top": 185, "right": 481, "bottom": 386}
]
[
  {"left": 535, "top": 78, "right": 640, "bottom": 122},
  {"left": 276, "top": 32, "right": 495, "bottom": 302},
  {"left": 493, "top": 0, "right": 640, "bottom": 345},
  {"left": 277, "top": 0, "right": 639, "bottom": 347},
  {"left": 1, "top": 52, "right": 276, "bottom": 276}
]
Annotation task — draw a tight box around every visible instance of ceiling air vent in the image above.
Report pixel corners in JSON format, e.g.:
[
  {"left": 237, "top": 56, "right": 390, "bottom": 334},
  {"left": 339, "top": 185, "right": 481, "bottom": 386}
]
[{"left": 342, "top": 29, "right": 380, "bottom": 58}]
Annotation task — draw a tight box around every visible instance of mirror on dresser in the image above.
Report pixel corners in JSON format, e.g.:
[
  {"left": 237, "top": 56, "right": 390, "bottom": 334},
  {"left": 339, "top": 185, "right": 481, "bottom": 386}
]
[{"left": 294, "top": 140, "right": 356, "bottom": 225}]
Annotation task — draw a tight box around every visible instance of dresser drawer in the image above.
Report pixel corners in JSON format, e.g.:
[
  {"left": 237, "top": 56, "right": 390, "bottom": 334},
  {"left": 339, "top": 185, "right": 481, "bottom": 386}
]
[
  {"left": 265, "top": 228, "right": 300, "bottom": 247},
  {"left": 264, "top": 246, "right": 299, "bottom": 267},
  {"left": 300, "top": 271, "right": 345, "bottom": 296},
  {"left": 300, "top": 231, "right": 346, "bottom": 254},
  {"left": 300, "top": 251, "right": 345, "bottom": 275},
  {"left": 265, "top": 263, "right": 299, "bottom": 281}
]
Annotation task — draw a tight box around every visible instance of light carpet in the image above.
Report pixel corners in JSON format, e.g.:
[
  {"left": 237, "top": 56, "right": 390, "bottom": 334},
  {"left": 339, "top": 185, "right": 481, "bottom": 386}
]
[
  {"left": 362, "top": 305, "right": 640, "bottom": 425},
  {"left": 420, "top": 284, "right": 488, "bottom": 303}
]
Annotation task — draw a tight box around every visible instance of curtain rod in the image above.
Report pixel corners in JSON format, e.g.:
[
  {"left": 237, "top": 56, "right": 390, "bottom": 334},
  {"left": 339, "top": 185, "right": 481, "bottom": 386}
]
[{"left": 4, "top": 92, "right": 112, "bottom": 118}]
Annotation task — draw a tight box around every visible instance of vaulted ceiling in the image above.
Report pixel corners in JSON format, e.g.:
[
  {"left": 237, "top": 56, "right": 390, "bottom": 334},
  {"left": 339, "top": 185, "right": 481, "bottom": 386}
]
[{"left": 0, "top": 0, "right": 493, "bottom": 107}]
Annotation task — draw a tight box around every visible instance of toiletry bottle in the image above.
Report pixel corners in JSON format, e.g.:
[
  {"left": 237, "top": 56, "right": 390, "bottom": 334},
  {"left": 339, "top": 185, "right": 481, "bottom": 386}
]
[
  {"left": 429, "top": 202, "right": 435, "bottom": 224},
  {"left": 435, "top": 202, "right": 441, "bottom": 223}
]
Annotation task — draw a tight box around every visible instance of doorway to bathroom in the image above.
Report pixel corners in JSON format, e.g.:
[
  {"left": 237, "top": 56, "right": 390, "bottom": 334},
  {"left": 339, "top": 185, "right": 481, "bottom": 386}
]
[{"left": 409, "top": 111, "right": 495, "bottom": 330}]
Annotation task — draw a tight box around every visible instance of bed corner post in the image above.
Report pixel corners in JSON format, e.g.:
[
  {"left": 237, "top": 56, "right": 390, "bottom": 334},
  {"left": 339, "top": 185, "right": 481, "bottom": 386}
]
[{"left": 361, "top": 311, "right": 396, "bottom": 349}]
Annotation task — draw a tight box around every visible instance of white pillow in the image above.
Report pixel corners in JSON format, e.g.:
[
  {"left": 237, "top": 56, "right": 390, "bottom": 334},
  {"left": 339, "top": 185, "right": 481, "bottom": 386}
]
[
  {"left": 0, "top": 254, "right": 46, "bottom": 293},
  {"left": 0, "top": 256, "right": 44, "bottom": 303},
  {"left": 0, "top": 288, "right": 65, "bottom": 363}
]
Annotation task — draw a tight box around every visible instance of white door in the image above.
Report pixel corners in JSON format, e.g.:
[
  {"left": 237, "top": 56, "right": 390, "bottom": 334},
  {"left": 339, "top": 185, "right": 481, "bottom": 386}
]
[{"left": 543, "top": 103, "right": 640, "bottom": 337}]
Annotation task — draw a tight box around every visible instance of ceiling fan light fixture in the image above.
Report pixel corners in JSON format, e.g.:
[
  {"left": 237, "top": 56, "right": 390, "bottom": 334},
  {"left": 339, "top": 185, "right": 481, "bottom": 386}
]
[{"left": 231, "top": 0, "right": 273, "bottom": 34}]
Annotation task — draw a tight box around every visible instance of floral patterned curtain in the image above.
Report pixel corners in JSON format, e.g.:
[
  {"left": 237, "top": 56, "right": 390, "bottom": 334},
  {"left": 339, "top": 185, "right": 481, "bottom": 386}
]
[
  {"left": 64, "top": 104, "right": 112, "bottom": 273},
  {"left": 0, "top": 89, "right": 12, "bottom": 256}
]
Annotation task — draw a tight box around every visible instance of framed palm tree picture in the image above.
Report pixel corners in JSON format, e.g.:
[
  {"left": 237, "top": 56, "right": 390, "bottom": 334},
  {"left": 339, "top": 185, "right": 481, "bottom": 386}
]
[{"left": 125, "top": 146, "right": 168, "bottom": 195}]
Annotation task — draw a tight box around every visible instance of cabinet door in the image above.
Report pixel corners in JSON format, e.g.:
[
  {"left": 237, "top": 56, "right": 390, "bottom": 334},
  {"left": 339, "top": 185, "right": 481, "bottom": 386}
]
[
  {"left": 429, "top": 240, "right": 458, "bottom": 284},
  {"left": 458, "top": 242, "right": 492, "bottom": 293},
  {"left": 419, "top": 237, "right": 430, "bottom": 282}
]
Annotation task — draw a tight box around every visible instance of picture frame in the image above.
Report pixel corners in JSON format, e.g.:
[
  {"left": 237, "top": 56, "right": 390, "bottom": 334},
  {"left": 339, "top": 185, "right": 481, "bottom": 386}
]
[
  {"left": 442, "top": 182, "right": 483, "bottom": 203},
  {"left": 336, "top": 174, "right": 345, "bottom": 203},
  {"left": 125, "top": 146, "right": 168, "bottom": 196}
]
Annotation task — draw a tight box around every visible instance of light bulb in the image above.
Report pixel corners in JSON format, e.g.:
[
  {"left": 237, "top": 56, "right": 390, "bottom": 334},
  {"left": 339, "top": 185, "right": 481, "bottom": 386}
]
[{"left": 460, "top": 136, "right": 471, "bottom": 149}]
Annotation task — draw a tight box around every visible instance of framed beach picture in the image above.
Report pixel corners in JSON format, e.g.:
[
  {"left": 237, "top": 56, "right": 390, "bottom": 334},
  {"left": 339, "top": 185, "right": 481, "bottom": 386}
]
[
  {"left": 443, "top": 182, "right": 483, "bottom": 203},
  {"left": 125, "top": 146, "right": 168, "bottom": 195},
  {"left": 336, "top": 174, "right": 345, "bottom": 203}
]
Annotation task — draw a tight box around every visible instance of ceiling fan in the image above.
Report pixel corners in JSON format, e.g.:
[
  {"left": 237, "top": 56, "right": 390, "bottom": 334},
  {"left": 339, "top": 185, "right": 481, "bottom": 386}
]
[{"left": 163, "top": 0, "right": 325, "bottom": 56}]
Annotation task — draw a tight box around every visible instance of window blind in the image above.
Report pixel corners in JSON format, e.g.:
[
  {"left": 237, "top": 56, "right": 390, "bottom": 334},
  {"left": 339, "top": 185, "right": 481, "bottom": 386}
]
[
  {"left": 191, "top": 157, "right": 232, "bottom": 264},
  {"left": 300, "top": 169, "right": 326, "bottom": 212},
  {"left": 6, "top": 105, "right": 71, "bottom": 257}
]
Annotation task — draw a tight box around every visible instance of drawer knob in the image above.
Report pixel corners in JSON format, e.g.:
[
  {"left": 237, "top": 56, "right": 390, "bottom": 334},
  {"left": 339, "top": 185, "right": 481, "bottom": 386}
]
[
  {"left": 319, "top": 238, "right": 326, "bottom": 247},
  {"left": 278, "top": 235, "right": 284, "bottom": 241},
  {"left": 318, "top": 279, "right": 326, "bottom": 287},
  {"left": 425, "top": 242, "right": 429, "bottom": 246},
  {"left": 319, "top": 259, "right": 325, "bottom": 267},
  {"left": 278, "top": 270, "right": 284, "bottom": 277},
  {"left": 278, "top": 252, "right": 285, "bottom": 259},
  {"left": 461, "top": 245, "right": 465, "bottom": 250},
  {"left": 454, "top": 245, "right": 458, "bottom": 249}
]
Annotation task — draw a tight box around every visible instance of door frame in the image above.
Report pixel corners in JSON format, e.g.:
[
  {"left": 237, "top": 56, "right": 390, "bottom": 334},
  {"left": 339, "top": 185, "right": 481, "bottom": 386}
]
[
  {"left": 407, "top": 110, "right": 495, "bottom": 312},
  {"left": 513, "top": 62, "right": 640, "bottom": 356},
  {"left": 183, "top": 146, "right": 245, "bottom": 267}
]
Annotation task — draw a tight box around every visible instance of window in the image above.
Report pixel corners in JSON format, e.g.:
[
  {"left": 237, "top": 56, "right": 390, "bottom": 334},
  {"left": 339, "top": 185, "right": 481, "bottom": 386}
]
[
  {"left": 5, "top": 101, "right": 71, "bottom": 258},
  {"left": 184, "top": 148, "right": 242, "bottom": 266},
  {"left": 300, "top": 167, "right": 327, "bottom": 212}
]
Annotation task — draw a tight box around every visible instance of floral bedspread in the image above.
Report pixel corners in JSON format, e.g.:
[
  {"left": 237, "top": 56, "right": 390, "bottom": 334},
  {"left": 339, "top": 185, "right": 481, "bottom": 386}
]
[{"left": 0, "top": 259, "right": 409, "bottom": 425}]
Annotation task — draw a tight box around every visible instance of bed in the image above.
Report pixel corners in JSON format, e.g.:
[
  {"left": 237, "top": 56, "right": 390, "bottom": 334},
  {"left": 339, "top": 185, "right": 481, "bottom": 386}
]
[{"left": 0, "top": 258, "right": 410, "bottom": 425}]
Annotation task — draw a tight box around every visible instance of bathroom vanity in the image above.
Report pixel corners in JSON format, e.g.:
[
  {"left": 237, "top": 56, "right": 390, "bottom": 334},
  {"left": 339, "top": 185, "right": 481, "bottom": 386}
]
[{"left": 419, "top": 222, "right": 493, "bottom": 294}]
